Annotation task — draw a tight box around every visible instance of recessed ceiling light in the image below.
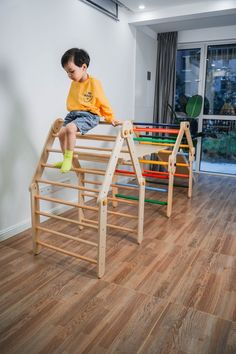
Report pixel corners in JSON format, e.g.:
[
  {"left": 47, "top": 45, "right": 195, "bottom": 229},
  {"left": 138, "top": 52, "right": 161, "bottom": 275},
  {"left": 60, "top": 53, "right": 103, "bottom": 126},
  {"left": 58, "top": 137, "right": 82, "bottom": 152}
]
[{"left": 139, "top": 5, "right": 145, "bottom": 10}]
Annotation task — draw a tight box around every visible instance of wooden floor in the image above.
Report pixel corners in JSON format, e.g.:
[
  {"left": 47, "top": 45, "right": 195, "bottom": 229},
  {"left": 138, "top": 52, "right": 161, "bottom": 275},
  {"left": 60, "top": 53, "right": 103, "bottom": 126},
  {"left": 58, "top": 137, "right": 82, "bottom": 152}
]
[{"left": 0, "top": 174, "right": 236, "bottom": 354}]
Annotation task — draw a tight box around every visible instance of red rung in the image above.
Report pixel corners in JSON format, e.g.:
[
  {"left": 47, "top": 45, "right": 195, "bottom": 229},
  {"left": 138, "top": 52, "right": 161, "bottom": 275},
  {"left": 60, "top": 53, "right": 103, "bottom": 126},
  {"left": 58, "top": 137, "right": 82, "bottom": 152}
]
[
  {"left": 115, "top": 169, "right": 135, "bottom": 175},
  {"left": 143, "top": 169, "right": 189, "bottom": 178},
  {"left": 143, "top": 173, "right": 168, "bottom": 179},
  {"left": 115, "top": 169, "right": 169, "bottom": 179}
]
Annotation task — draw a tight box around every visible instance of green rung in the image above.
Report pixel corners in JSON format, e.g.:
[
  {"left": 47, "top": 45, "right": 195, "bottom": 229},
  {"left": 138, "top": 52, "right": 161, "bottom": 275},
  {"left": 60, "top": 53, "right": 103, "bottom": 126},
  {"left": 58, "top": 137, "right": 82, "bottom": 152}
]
[
  {"left": 115, "top": 194, "right": 168, "bottom": 205},
  {"left": 134, "top": 137, "right": 177, "bottom": 144}
]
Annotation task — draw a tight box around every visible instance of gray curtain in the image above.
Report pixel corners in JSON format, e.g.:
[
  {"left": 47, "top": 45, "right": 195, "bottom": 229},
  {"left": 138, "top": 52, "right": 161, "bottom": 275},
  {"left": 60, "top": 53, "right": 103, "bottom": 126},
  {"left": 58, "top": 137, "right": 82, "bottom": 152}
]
[{"left": 153, "top": 32, "right": 178, "bottom": 124}]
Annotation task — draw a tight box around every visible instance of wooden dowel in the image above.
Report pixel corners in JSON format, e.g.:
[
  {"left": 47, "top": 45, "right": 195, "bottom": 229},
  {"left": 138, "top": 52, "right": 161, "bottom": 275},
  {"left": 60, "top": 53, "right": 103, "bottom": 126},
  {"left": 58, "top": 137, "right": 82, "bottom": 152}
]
[
  {"left": 52, "top": 133, "right": 116, "bottom": 141},
  {"left": 109, "top": 223, "right": 137, "bottom": 233},
  {"left": 75, "top": 134, "right": 116, "bottom": 141},
  {"left": 108, "top": 209, "right": 138, "bottom": 218},
  {"left": 80, "top": 193, "right": 138, "bottom": 219},
  {"left": 82, "top": 219, "right": 98, "bottom": 226},
  {"left": 35, "top": 195, "right": 98, "bottom": 211},
  {"left": 81, "top": 192, "right": 98, "bottom": 198},
  {"left": 75, "top": 145, "right": 113, "bottom": 151},
  {"left": 82, "top": 179, "right": 102, "bottom": 186},
  {"left": 73, "top": 152, "right": 111, "bottom": 160},
  {"left": 40, "top": 163, "right": 137, "bottom": 179},
  {"left": 75, "top": 146, "right": 129, "bottom": 153},
  {"left": 41, "top": 163, "right": 106, "bottom": 176},
  {"left": 108, "top": 196, "right": 138, "bottom": 205},
  {"left": 82, "top": 179, "right": 147, "bottom": 192},
  {"left": 37, "top": 226, "right": 98, "bottom": 246},
  {"left": 82, "top": 218, "right": 137, "bottom": 234},
  {"left": 37, "top": 178, "right": 99, "bottom": 193},
  {"left": 47, "top": 148, "right": 63, "bottom": 153},
  {"left": 37, "top": 240, "right": 97, "bottom": 264},
  {"left": 36, "top": 210, "right": 98, "bottom": 230}
]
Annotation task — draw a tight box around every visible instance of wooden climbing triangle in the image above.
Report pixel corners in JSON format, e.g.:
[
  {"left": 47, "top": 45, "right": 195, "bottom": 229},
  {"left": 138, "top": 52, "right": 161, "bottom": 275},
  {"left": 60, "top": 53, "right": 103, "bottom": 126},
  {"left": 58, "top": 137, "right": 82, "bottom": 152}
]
[{"left": 29, "top": 119, "right": 145, "bottom": 278}]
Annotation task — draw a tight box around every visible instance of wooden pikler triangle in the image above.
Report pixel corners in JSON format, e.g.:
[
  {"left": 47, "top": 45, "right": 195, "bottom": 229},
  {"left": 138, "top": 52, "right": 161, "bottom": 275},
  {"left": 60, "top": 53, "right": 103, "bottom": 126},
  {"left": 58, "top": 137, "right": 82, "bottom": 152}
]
[
  {"left": 133, "top": 121, "right": 195, "bottom": 217},
  {"left": 29, "top": 119, "right": 145, "bottom": 278}
]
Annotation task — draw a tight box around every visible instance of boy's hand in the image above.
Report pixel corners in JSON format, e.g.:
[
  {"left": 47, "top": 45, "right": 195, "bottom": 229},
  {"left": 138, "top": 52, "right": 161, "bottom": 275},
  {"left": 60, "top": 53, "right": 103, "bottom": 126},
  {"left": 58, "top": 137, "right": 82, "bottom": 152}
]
[{"left": 111, "top": 119, "right": 122, "bottom": 126}]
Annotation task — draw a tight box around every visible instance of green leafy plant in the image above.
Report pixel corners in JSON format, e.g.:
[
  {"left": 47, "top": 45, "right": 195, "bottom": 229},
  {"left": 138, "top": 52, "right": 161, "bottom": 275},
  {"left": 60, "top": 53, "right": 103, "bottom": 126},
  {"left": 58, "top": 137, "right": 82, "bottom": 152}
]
[{"left": 186, "top": 95, "right": 203, "bottom": 118}]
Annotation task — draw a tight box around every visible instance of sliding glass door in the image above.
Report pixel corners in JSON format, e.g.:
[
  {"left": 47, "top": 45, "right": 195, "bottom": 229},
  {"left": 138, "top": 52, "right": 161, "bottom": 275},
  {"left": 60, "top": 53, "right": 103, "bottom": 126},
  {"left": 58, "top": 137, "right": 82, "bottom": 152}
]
[{"left": 175, "top": 41, "right": 236, "bottom": 176}]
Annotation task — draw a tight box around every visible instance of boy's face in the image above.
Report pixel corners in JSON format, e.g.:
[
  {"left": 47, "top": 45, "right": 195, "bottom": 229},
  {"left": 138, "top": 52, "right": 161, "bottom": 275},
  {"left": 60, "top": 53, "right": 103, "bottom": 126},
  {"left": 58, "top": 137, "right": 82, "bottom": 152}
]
[{"left": 64, "top": 61, "right": 87, "bottom": 82}]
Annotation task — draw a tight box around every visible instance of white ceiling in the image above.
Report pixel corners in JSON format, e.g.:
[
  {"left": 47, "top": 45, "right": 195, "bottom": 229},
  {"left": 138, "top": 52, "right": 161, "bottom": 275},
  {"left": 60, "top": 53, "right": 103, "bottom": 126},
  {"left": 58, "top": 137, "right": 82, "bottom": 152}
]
[
  {"left": 121, "top": 0, "right": 235, "bottom": 12},
  {"left": 121, "top": 0, "right": 236, "bottom": 32}
]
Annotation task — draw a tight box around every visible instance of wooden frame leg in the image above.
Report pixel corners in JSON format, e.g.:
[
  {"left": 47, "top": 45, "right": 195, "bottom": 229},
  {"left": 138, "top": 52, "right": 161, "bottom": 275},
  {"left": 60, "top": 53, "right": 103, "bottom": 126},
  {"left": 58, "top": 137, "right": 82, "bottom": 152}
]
[
  {"left": 30, "top": 183, "right": 41, "bottom": 255},
  {"left": 78, "top": 172, "right": 85, "bottom": 230},
  {"left": 137, "top": 180, "right": 145, "bottom": 244},
  {"left": 112, "top": 174, "right": 118, "bottom": 208},
  {"left": 188, "top": 149, "right": 195, "bottom": 198},
  {"left": 167, "top": 172, "right": 174, "bottom": 218},
  {"left": 97, "top": 199, "right": 107, "bottom": 278}
]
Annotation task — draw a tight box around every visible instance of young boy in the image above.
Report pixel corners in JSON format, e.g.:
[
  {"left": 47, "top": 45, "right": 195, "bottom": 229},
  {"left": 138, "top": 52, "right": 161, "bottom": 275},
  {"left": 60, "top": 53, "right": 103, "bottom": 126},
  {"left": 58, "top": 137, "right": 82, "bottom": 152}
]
[{"left": 56, "top": 48, "right": 120, "bottom": 173}]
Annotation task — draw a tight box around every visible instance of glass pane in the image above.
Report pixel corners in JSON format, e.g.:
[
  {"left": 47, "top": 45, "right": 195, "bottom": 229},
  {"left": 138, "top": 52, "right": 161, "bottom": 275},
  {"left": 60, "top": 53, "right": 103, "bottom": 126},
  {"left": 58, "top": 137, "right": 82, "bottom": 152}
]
[
  {"left": 204, "top": 43, "right": 236, "bottom": 115},
  {"left": 200, "top": 119, "right": 236, "bottom": 175},
  {"left": 175, "top": 48, "right": 201, "bottom": 114}
]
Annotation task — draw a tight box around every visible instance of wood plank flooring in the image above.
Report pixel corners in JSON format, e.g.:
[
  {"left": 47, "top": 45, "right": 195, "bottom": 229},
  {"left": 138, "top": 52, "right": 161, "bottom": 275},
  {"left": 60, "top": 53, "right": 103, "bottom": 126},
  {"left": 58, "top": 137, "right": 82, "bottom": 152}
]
[{"left": 0, "top": 174, "right": 236, "bottom": 354}]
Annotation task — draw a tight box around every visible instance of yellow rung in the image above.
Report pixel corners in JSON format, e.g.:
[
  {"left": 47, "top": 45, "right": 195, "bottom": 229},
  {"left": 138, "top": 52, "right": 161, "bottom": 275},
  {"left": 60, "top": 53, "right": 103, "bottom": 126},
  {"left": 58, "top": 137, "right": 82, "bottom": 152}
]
[{"left": 139, "top": 159, "right": 189, "bottom": 167}]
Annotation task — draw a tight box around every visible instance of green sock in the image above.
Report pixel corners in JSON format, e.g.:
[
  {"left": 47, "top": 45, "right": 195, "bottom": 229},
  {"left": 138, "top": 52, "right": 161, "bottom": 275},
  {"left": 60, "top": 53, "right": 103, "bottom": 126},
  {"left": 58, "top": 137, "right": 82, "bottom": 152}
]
[
  {"left": 53, "top": 161, "right": 63, "bottom": 168},
  {"left": 61, "top": 150, "right": 73, "bottom": 173}
]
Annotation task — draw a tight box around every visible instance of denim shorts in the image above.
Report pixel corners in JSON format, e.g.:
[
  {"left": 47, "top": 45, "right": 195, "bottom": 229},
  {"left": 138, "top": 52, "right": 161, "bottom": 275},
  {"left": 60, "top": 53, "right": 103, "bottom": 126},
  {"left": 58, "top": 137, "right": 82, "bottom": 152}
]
[{"left": 63, "top": 111, "right": 100, "bottom": 134}]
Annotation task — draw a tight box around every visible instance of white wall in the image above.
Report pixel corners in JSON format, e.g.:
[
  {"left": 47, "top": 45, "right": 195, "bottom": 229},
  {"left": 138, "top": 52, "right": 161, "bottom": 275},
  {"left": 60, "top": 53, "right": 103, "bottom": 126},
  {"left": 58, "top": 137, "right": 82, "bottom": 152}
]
[
  {"left": 178, "top": 24, "right": 236, "bottom": 43},
  {"left": 0, "top": 0, "right": 137, "bottom": 239},
  {"left": 134, "top": 28, "right": 157, "bottom": 122}
]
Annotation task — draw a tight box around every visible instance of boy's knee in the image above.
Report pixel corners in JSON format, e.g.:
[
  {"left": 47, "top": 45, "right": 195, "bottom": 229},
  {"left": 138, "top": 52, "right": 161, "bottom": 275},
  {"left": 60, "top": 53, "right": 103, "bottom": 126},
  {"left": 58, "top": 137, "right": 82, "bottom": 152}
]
[
  {"left": 58, "top": 127, "right": 66, "bottom": 138},
  {"left": 66, "top": 123, "right": 77, "bottom": 134}
]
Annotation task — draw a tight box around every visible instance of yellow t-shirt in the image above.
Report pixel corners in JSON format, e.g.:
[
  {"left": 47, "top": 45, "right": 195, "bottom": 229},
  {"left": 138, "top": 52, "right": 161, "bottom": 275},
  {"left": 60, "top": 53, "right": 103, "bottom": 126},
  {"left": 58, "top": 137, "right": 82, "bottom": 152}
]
[{"left": 66, "top": 76, "right": 114, "bottom": 123}]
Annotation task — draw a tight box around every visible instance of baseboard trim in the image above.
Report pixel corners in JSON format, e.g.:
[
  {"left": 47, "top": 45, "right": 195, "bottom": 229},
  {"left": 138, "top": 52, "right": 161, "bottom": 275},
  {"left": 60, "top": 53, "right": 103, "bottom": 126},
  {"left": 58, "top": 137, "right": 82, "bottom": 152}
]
[
  {"left": 0, "top": 176, "right": 132, "bottom": 242},
  {"left": 0, "top": 203, "right": 74, "bottom": 243}
]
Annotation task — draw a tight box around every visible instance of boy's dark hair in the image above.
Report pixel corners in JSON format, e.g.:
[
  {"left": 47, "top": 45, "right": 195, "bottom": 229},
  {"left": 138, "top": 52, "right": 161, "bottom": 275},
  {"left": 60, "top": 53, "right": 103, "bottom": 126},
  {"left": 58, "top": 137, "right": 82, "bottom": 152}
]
[{"left": 61, "top": 48, "right": 90, "bottom": 68}]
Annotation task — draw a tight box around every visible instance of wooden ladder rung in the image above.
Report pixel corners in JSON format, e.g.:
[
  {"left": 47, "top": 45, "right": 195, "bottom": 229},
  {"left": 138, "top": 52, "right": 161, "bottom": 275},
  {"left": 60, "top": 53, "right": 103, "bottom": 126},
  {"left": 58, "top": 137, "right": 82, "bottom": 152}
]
[
  {"left": 81, "top": 193, "right": 138, "bottom": 219},
  {"left": 35, "top": 195, "right": 98, "bottom": 211},
  {"left": 75, "top": 134, "right": 116, "bottom": 141},
  {"left": 41, "top": 163, "right": 106, "bottom": 176},
  {"left": 37, "top": 226, "right": 98, "bottom": 246},
  {"left": 37, "top": 240, "right": 97, "bottom": 264},
  {"left": 75, "top": 145, "right": 129, "bottom": 153},
  {"left": 82, "top": 218, "right": 137, "bottom": 234},
  {"left": 108, "top": 196, "right": 138, "bottom": 205},
  {"left": 37, "top": 178, "right": 99, "bottom": 193},
  {"left": 36, "top": 211, "right": 98, "bottom": 230},
  {"left": 73, "top": 152, "right": 110, "bottom": 163}
]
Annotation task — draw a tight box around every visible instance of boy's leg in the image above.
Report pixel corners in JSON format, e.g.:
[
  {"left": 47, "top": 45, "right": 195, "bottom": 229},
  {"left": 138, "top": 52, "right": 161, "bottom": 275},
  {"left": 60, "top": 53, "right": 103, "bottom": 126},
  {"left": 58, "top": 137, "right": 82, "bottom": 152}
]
[
  {"left": 53, "top": 127, "right": 67, "bottom": 168},
  {"left": 61, "top": 122, "right": 78, "bottom": 173},
  {"left": 58, "top": 127, "right": 67, "bottom": 152}
]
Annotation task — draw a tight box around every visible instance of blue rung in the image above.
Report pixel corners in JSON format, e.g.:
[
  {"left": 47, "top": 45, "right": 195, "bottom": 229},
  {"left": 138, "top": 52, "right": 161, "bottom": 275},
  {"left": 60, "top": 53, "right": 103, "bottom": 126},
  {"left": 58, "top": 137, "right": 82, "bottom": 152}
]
[
  {"left": 133, "top": 122, "right": 180, "bottom": 128},
  {"left": 115, "top": 182, "right": 168, "bottom": 193},
  {"left": 177, "top": 152, "right": 189, "bottom": 156}
]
